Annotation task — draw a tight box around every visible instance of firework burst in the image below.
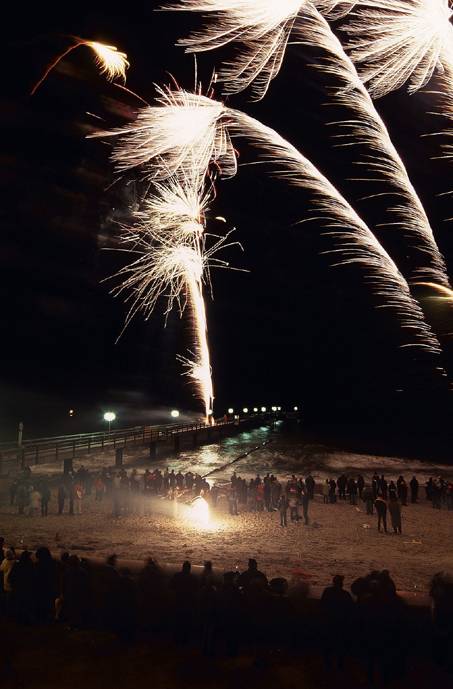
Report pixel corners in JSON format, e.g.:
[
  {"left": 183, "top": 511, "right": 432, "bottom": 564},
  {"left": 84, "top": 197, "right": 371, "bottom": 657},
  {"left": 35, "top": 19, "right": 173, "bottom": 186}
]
[{"left": 343, "top": 0, "right": 453, "bottom": 98}]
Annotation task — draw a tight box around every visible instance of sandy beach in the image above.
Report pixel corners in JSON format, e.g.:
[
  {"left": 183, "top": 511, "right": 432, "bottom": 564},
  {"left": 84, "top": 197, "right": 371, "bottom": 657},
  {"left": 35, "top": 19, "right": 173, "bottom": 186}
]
[{"left": 1, "top": 435, "right": 452, "bottom": 593}]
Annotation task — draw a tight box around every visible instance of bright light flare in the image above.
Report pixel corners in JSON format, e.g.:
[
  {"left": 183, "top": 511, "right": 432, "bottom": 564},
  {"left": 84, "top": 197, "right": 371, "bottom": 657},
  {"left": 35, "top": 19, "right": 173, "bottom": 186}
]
[{"left": 187, "top": 495, "right": 210, "bottom": 527}]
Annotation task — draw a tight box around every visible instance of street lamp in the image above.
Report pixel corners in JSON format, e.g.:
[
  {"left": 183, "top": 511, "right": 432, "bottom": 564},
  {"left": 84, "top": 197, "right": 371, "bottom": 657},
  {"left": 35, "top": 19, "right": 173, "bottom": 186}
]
[
  {"left": 171, "top": 409, "right": 180, "bottom": 419},
  {"left": 104, "top": 412, "right": 116, "bottom": 448}
]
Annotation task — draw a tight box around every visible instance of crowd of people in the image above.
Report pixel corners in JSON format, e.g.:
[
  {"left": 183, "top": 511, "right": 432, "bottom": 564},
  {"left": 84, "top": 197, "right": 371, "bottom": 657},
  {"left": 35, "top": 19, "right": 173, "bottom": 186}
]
[
  {"left": 7, "top": 465, "right": 453, "bottom": 539},
  {"left": 1, "top": 540, "right": 453, "bottom": 681}
]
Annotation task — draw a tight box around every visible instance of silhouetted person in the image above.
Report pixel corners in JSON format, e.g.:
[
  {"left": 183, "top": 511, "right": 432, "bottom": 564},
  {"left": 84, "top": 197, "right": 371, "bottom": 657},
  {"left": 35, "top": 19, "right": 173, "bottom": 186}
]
[
  {"left": 137, "top": 557, "right": 167, "bottom": 633},
  {"left": 66, "top": 555, "right": 91, "bottom": 632},
  {"left": 221, "top": 571, "right": 242, "bottom": 657},
  {"left": 389, "top": 500, "right": 402, "bottom": 534},
  {"left": 410, "top": 476, "right": 419, "bottom": 503},
  {"left": 199, "top": 574, "right": 220, "bottom": 657},
  {"left": 34, "top": 547, "right": 57, "bottom": 622},
  {"left": 374, "top": 496, "right": 388, "bottom": 532},
  {"left": 238, "top": 559, "right": 268, "bottom": 592},
  {"left": 320, "top": 575, "right": 354, "bottom": 669},
  {"left": 168, "top": 561, "right": 198, "bottom": 646}
]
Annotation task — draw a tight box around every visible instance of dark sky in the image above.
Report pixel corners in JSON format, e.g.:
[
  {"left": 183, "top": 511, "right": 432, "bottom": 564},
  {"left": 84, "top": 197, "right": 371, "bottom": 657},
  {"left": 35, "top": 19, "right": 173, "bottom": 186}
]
[{"left": 2, "top": 3, "right": 453, "bottom": 457}]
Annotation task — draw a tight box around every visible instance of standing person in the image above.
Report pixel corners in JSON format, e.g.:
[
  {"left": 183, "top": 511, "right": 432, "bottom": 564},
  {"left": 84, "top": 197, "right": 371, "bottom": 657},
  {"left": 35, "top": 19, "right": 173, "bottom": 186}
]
[
  {"left": 374, "top": 496, "right": 388, "bottom": 533},
  {"left": 337, "top": 474, "right": 347, "bottom": 500},
  {"left": 168, "top": 561, "right": 199, "bottom": 646},
  {"left": 288, "top": 489, "right": 299, "bottom": 522},
  {"left": 57, "top": 484, "right": 67, "bottom": 515},
  {"left": 9, "top": 479, "right": 19, "bottom": 506},
  {"left": 301, "top": 490, "right": 310, "bottom": 525},
  {"left": 431, "top": 481, "right": 442, "bottom": 510},
  {"left": 0, "top": 549, "right": 17, "bottom": 616},
  {"left": 396, "top": 475, "right": 404, "bottom": 498},
  {"left": 305, "top": 475, "right": 315, "bottom": 500},
  {"left": 410, "top": 476, "right": 419, "bottom": 503},
  {"left": 278, "top": 494, "right": 288, "bottom": 527},
  {"left": 320, "top": 575, "right": 354, "bottom": 670},
  {"left": 347, "top": 478, "right": 358, "bottom": 506},
  {"left": 17, "top": 482, "right": 28, "bottom": 515},
  {"left": 329, "top": 478, "right": 337, "bottom": 504},
  {"left": 372, "top": 472, "right": 380, "bottom": 499},
  {"left": 95, "top": 476, "right": 105, "bottom": 501},
  {"left": 379, "top": 475, "right": 388, "bottom": 500},
  {"left": 256, "top": 483, "right": 264, "bottom": 512},
  {"left": 388, "top": 481, "right": 397, "bottom": 502},
  {"left": 362, "top": 485, "right": 374, "bottom": 515},
  {"left": 41, "top": 483, "right": 51, "bottom": 517},
  {"left": 388, "top": 500, "right": 402, "bottom": 534},
  {"left": 72, "top": 481, "right": 84, "bottom": 515},
  {"left": 323, "top": 480, "right": 331, "bottom": 504},
  {"left": 28, "top": 486, "right": 40, "bottom": 518},
  {"left": 399, "top": 480, "right": 408, "bottom": 506},
  {"left": 227, "top": 484, "right": 238, "bottom": 516},
  {"left": 357, "top": 474, "right": 365, "bottom": 499}
]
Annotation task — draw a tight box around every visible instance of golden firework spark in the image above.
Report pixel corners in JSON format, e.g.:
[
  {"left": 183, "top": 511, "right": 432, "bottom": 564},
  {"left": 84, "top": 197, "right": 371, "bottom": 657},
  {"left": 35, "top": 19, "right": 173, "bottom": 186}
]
[
  {"left": 162, "top": 0, "right": 354, "bottom": 98},
  {"left": 30, "top": 37, "right": 129, "bottom": 95},
  {"left": 343, "top": 0, "right": 453, "bottom": 98},
  {"left": 86, "top": 41, "right": 130, "bottom": 82}
]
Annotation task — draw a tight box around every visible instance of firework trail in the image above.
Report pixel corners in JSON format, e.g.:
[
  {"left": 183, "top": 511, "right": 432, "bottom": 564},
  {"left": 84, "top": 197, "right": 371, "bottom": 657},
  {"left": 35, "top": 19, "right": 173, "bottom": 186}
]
[
  {"left": 293, "top": 4, "right": 450, "bottom": 288},
  {"left": 227, "top": 106, "right": 443, "bottom": 353},
  {"left": 95, "top": 87, "right": 443, "bottom": 354},
  {"left": 31, "top": 37, "right": 129, "bottom": 95},
  {"left": 161, "top": 1, "right": 450, "bottom": 289},
  {"left": 108, "top": 177, "right": 237, "bottom": 419},
  {"left": 162, "top": 0, "right": 354, "bottom": 99},
  {"left": 342, "top": 0, "right": 453, "bottom": 99}
]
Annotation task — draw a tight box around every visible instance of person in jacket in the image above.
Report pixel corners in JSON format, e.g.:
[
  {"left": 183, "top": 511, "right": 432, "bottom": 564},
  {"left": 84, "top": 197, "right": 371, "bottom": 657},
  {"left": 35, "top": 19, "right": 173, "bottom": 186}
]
[
  {"left": 72, "top": 482, "right": 84, "bottom": 515},
  {"left": 374, "top": 496, "right": 388, "bottom": 533},
  {"left": 362, "top": 485, "right": 374, "bottom": 515},
  {"left": 278, "top": 495, "right": 288, "bottom": 527},
  {"left": 28, "top": 486, "right": 40, "bottom": 518},
  {"left": 388, "top": 499, "right": 402, "bottom": 534}
]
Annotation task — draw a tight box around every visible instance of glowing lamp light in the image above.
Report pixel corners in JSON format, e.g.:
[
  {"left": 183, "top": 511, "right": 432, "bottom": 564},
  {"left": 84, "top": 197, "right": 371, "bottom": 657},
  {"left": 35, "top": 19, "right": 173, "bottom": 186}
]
[
  {"left": 243, "top": 407, "right": 248, "bottom": 413},
  {"left": 294, "top": 406, "right": 298, "bottom": 411},
  {"left": 228, "top": 408, "right": 234, "bottom": 414},
  {"left": 171, "top": 409, "right": 180, "bottom": 418},
  {"left": 253, "top": 407, "right": 258, "bottom": 412},
  {"left": 272, "top": 406, "right": 277, "bottom": 411},
  {"left": 261, "top": 407, "right": 267, "bottom": 412},
  {"left": 104, "top": 412, "right": 116, "bottom": 422},
  {"left": 69, "top": 409, "right": 74, "bottom": 417}
]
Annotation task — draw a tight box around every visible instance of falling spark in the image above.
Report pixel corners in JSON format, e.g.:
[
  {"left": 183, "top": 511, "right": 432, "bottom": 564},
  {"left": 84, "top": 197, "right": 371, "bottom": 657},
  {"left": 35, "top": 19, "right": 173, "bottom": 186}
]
[
  {"left": 95, "top": 85, "right": 443, "bottom": 354},
  {"left": 227, "top": 106, "right": 443, "bottom": 353},
  {"left": 30, "top": 37, "right": 129, "bottom": 95},
  {"left": 162, "top": 0, "right": 355, "bottom": 98},
  {"left": 86, "top": 41, "right": 130, "bottom": 82},
  {"left": 292, "top": 4, "right": 450, "bottom": 288},
  {"left": 343, "top": 0, "right": 453, "bottom": 98}
]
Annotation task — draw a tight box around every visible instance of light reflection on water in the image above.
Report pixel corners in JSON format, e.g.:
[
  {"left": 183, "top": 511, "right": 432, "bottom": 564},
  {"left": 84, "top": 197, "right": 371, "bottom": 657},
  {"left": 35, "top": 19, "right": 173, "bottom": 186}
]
[{"left": 163, "top": 421, "right": 453, "bottom": 485}]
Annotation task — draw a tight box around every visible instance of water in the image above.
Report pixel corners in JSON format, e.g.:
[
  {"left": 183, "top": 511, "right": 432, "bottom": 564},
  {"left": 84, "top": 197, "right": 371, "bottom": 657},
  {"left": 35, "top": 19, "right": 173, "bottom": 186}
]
[{"left": 162, "top": 421, "right": 453, "bottom": 486}]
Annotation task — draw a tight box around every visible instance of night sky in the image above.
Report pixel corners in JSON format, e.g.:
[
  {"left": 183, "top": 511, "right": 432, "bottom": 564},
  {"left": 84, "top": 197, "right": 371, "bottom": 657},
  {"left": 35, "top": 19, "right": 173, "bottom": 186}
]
[{"left": 2, "top": 3, "right": 453, "bottom": 457}]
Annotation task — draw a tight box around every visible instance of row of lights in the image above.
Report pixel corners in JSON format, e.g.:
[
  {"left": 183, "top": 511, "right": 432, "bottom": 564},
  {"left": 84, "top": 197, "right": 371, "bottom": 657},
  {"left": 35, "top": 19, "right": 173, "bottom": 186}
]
[{"left": 228, "top": 406, "right": 298, "bottom": 414}]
